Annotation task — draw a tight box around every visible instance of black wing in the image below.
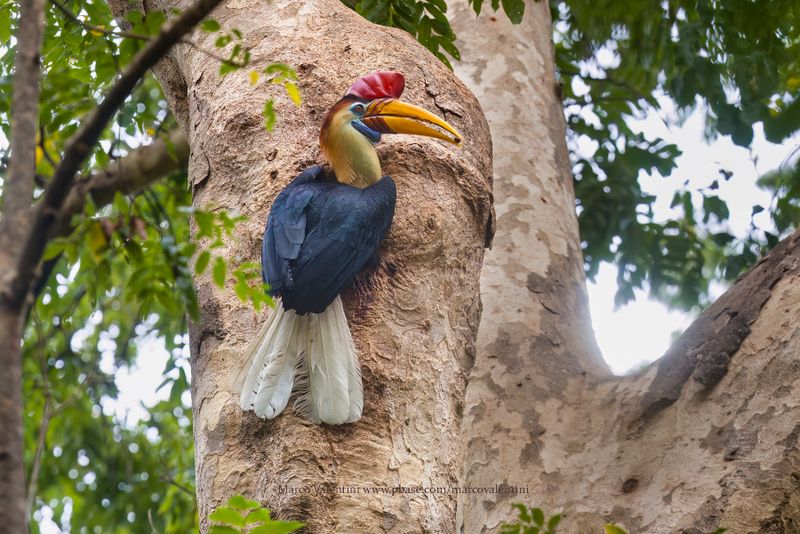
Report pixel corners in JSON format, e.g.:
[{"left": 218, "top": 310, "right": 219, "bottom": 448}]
[{"left": 262, "top": 166, "right": 396, "bottom": 314}]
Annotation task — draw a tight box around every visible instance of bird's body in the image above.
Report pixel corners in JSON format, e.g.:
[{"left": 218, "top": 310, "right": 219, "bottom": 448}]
[
  {"left": 262, "top": 167, "right": 396, "bottom": 315},
  {"left": 240, "top": 71, "right": 461, "bottom": 424}
]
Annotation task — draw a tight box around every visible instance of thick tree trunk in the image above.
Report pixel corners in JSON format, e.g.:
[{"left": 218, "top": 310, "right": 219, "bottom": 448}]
[
  {"left": 0, "top": 0, "right": 45, "bottom": 530},
  {"left": 109, "top": 0, "right": 492, "bottom": 531},
  {"left": 451, "top": 2, "right": 800, "bottom": 533}
]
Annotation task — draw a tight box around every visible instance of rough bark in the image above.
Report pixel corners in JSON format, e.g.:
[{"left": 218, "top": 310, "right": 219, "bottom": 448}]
[
  {"left": 107, "top": 0, "right": 492, "bottom": 531},
  {"left": 449, "top": 1, "right": 608, "bottom": 530},
  {"left": 0, "top": 307, "right": 28, "bottom": 534},
  {"left": 451, "top": 2, "right": 800, "bottom": 533}
]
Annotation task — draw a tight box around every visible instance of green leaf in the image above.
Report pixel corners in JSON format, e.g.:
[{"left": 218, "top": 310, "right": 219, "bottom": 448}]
[
  {"left": 702, "top": 195, "right": 729, "bottom": 223},
  {"left": 0, "top": 7, "right": 11, "bottom": 43},
  {"left": 209, "top": 527, "right": 241, "bottom": 534},
  {"left": 143, "top": 10, "right": 166, "bottom": 34},
  {"left": 215, "top": 34, "right": 232, "bottom": 47},
  {"left": 469, "top": 0, "right": 484, "bottom": 16},
  {"left": 245, "top": 508, "right": 272, "bottom": 524},
  {"left": 209, "top": 506, "right": 245, "bottom": 527},
  {"left": 546, "top": 514, "right": 562, "bottom": 531},
  {"left": 43, "top": 240, "right": 66, "bottom": 261},
  {"left": 512, "top": 503, "right": 531, "bottom": 523},
  {"left": 234, "top": 277, "right": 249, "bottom": 302},
  {"left": 228, "top": 495, "right": 262, "bottom": 511},
  {"left": 263, "top": 62, "right": 297, "bottom": 79},
  {"left": 262, "top": 100, "right": 276, "bottom": 131},
  {"left": 220, "top": 61, "right": 240, "bottom": 76},
  {"left": 500, "top": 0, "right": 524, "bottom": 23},
  {"left": 531, "top": 507, "right": 544, "bottom": 526},
  {"left": 605, "top": 525, "right": 628, "bottom": 534},
  {"left": 212, "top": 257, "right": 226, "bottom": 287},
  {"left": 195, "top": 210, "right": 215, "bottom": 238},
  {"left": 195, "top": 251, "right": 211, "bottom": 274},
  {"left": 125, "top": 10, "right": 143, "bottom": 25},
  {"left": 201, "top": 18, "right": 221, "bottom": 32}
]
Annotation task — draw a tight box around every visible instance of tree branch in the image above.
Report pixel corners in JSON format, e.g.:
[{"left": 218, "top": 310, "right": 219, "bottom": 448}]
[
  {"left": 5, "top": 0, "right": 222, "bottom": 310},
  {"left": 56, "top": 128, "right": 189, "bottom": 236},
  {"left": 29, "top": 129, "right": 190, "bottom": 303},
  {"left": 635, "top": 229, "right": 800, "bottom": 425}
]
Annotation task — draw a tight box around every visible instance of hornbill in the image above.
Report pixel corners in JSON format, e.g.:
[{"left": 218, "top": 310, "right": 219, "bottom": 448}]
[{"left": 239, "top": 71, "right": 462, "bottom": 425}]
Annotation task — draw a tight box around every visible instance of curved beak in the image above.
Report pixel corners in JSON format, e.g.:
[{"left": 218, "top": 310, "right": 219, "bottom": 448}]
[{"left": 362, "top": 98, "right": 462, "bottom": 146}]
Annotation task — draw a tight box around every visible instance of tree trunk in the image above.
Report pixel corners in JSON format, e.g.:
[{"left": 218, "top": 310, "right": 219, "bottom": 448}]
[
  {"left": 0, "top": 307, "right": 26, "bottom": 533},
  {"left": 0, "top": 0, "right": 45, "bottom": 530},
  {"left": 108, "top": 0, "right": 492, "bottom": 531},
  {"left": 450, "top": 2, "right": 800, "bottom": 533}
]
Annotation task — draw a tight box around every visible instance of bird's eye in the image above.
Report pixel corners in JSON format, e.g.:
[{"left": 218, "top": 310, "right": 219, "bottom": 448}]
[{"left": 351, "top": 103, "right": 365, "bottom": 114}]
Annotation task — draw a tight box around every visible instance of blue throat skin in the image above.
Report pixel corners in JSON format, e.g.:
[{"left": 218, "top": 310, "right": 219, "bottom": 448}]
[{"left": 351, "top": 120, "right": 382, "bottom": 144}]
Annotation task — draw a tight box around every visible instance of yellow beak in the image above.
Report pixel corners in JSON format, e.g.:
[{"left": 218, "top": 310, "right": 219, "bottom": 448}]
[{"left": 362, "top": 98, "right": 462, "bottom": 146}]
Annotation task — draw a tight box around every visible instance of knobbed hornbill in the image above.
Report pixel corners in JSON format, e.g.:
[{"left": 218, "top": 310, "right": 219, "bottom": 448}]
[{"left": 239, "top": 71, "right": 462, "bottom": 425}]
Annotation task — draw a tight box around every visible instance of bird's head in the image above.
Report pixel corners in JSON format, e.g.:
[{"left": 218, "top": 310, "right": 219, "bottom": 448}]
[{"left": 320, "top": 71, "right": 461, "bottom": 188}]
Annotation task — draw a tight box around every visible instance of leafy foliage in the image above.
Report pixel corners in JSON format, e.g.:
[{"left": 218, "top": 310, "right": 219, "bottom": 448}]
[
  {"left": 552, "top": 0, "right": 800, "bottom": 309},
  {"left": 338, "top": 0, "right": 527, "bottom": 66},
  {"left": 501, "top": 503, "right": 727, "bottom": 534},
  {"left": 341, "top": 0, "right": 461, "bottom": 67},
  {"left": 500, "top": 503, "right": 561, "bottom": 534},
  {"left": 208, "top": 495, "right": 304, "bottom": 534},
  {"left": 24, "top": 171, "right": 200, "bottom": 532},
  {"left": 191, "top": 207, "right": 273, "bottom": 311}
]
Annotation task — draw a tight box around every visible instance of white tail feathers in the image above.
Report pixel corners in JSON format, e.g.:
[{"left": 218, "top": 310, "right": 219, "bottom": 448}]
[{"left": 239, "top": 296, "right": 362, "bottom": 425}]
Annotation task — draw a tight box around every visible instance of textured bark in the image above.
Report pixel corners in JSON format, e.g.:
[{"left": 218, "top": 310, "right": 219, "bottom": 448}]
[
  {"left": 449, "top": 1, "right": 608, "bottom": 530},
  {"left": 108, "top": 0, "right": 492, "bottom": 531},
  {"left": 451, "top": 2, "right": 800, "bottom": 533},
  {"left": 0, "top": 306, "right": 27, "bottom": 533}
]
